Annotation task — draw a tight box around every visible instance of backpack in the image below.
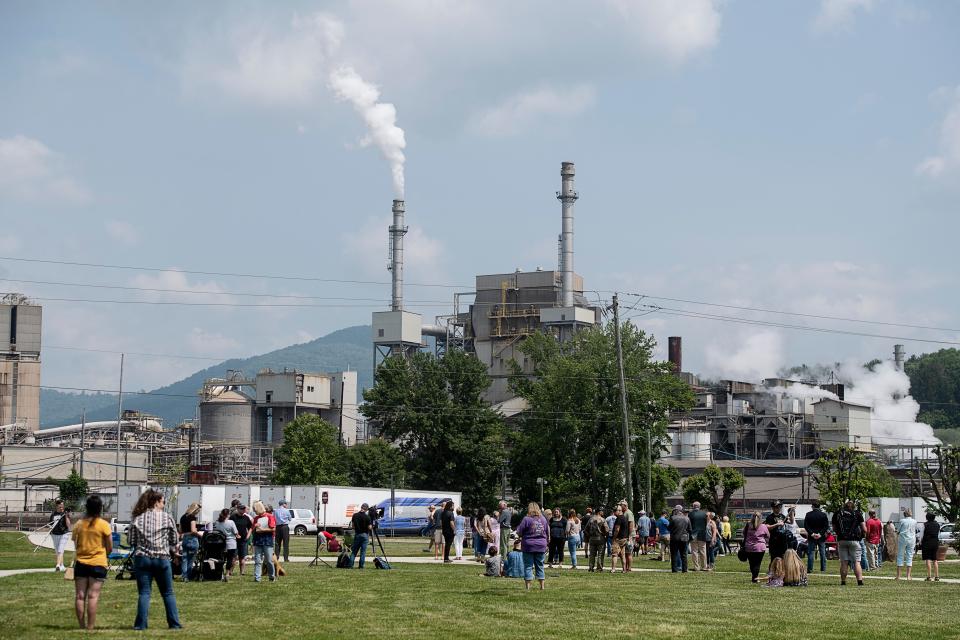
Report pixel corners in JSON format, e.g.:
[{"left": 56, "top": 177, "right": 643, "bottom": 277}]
[
  {"left": 336, "top": 551, "right": 352, "bottom": 569},
  {"left": 373, "top": 557, "right": 392, "bottom": 570},
  {"left": 837, "top": 510, "right": 860, "bottom": 540}
]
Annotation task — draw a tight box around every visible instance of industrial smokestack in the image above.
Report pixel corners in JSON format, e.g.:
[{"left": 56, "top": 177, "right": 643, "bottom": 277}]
[
  {"left": 557, "top": 162, "right": 578, "bottom": 308},
  {"left": 668, "top": 336, "right": 682, "bottom": 373},
  {"left": 894, "top": 344, "right": 905, "bottom": 372},
  {"left": 388, "top": 199, "right": 407, "bottom": 311}
]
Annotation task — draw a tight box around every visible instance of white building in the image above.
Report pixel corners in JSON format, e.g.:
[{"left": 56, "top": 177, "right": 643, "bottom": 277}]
[{"left": 812, "top": 398, "right": 872, "bottom": 452}]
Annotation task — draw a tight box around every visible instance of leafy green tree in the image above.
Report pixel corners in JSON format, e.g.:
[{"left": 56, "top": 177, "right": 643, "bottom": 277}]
[
  {"left": 648, "top": 464, "right": 681, "bottom": 515},
  {"left": 272, "top": 415, "right": 348, "bottom": 485},
  {"left": 859, "top": 460, "right": 901, "bottom": 498},
  {"left": 346, "top": 438, "right": 406, "bottom": 488},
  {"left": 58, "top": 468, "right": 89, "bottom": 510},
  {"left": 508, "top": 322, "right": 694, "bottom": 512},
  {"left": 812, "top": 447, "right": 874, "bottom": 512},
  {"left": 680, "top": 464, "right": 745, "bottom": 517},
  {"left": 362, "top": 350, "right": 506, "bottom": 508},
  {"left": 917, "top": 446, "right": 960, "bottom": 525},
  {"left": 905, "top": 348, "right": 960, "bottom": 428}
]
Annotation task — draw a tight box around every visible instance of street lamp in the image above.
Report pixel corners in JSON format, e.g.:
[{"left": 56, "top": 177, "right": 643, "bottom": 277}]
[{"left": 536, "top": 477, "right": 547, "bottom": 508}]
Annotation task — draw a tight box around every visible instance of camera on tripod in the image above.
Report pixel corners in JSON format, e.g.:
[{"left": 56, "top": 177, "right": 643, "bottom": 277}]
[{"left": 368, "top": 505, "right": 384, "bottom": 529}]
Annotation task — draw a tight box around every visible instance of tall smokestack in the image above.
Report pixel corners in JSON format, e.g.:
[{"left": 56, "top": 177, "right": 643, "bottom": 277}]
[
  {"left": 557, "top": 162, "right": 578, "bottom": 308},
  {"left": 389, "top": 199, "right": 407, "bottom": 311},
  {"left": 668, "top": 336, "right": 682, "bottom": 373},
  {"left": 894, "top": 344, "right": 905, "bottom": 372}
]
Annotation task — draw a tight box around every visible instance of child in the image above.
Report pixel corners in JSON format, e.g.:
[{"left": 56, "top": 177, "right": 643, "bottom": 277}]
[
  {"left": 483, "top": 546, "right": 502, "bottom": 577},
  {"left": 766, "top": 556, "right": 784, "bottom": 587},
  {"left": 503, "top": 539, "right": 524, "bottom": 578}
]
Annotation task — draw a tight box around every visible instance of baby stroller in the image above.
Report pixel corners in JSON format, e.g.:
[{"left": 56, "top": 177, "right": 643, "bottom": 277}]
[{"left": 198, "top": 530, "right": 227, "bottom": 581}]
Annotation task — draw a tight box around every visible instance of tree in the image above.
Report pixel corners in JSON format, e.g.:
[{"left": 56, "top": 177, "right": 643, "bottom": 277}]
[
  {"left": 680, "top": 464, "right": 745, "bottom": 516},
  {"left": 905, "top": 348, "right": 960, "bottom": 428},
  {"left": 508, "top": 321, "right": 694, "bottom": 512},
  {"left": 812, "top": 447, "right": 874, "bottom": 512},
  {"left": 58, "top": 468, "right": 89, "bottom": 510},
  {"left": 272, "top": 415, "right": 348, "bottom": 485},
  {"left": 345, "top": 439, "right": 406, "bottom": 488},
  {"left": 648, "top": 464, "right": 681, "bottom": 515},
  {"left": 917, "top": 445, "right": 960, "bottom": 525},
  {"left": 859, "top": 460, "right": 901, "bottom": 498},
  {"left": 362, "top": 350, "right": 506, "bottom": 508}
]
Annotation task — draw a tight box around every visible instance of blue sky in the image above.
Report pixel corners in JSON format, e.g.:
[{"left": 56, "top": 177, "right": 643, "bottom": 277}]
[{"left": 1, "top": 0, "right": 958, "bottom": 392}]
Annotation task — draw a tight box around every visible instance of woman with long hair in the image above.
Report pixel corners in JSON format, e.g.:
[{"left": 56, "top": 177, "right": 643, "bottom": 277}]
[
  {"left": 179, "top": 502, "right": 202, "bottom": 582},
  {"left": 129, "top": 489, "right": 181, "bottom": 630},
  {"left": 213, "top": 508, "right": 240, "bottom": 580},
  {"left": 49, "top": 497, "right": 72, "bottom": 572},
  {"left": 742, "top": 511, "right": 769, "bottom": 583},
  {"left": 782, "top": 548, "right": 808, "bottom": 586},
  {"left": 441, "top": 501, "right": 456, "bottom": 563},
  {"left": 474, "top": 507, "right": 491, "bottom": 561},
  {"left": 920, "top": 512, "right": 941, "bottom": 582},
  {"left": 515, "top": 502, "right": 550, "bottom": 590},
  {"left": 547, "top": 508, "right": 567, "bottom": 568},
  {"left": 705, "top": 512, "right": 719, "bottom": 570},
  {"left": 566, "top": 509, "right": 581, "bottom": 569},
  {"left": 71, "top": 495, "right": 112, "bottom": 630}
]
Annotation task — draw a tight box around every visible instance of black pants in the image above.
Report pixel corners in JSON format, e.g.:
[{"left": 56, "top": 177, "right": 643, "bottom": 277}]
[
  {"left": 275, "top": 524, "right": 290, "bottom": 561},
  {"left": 548, "top": 538, "right": 565, "bottom": 564},
  {"left": 670, "top": 538, "right": 688, "bottom": 572},
  {"left": 443, "top": 531, "right": 454, "bottom": 561},
  {"left": 747, "top": 551, "right": 765, "bottom": 580}
]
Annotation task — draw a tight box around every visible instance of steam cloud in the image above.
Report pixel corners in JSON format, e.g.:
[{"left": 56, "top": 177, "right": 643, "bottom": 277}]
[{"left": 328, "top": 66, "right": 407, "bottom": 197}]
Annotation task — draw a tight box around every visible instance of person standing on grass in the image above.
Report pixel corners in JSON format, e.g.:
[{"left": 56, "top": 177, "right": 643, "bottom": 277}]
[
  {"left": 865, "top": 510, "right": 883, "bottom": 570},
  {"left": 273, "top": 499, "right": 292, "bottom": 563},
  {"left": 565, "top": 509, "right": 581, "bottom": 569},
  {"left": 425, "top": 505, "right": 437, "bottom": 554},
  {"left": 657, "top": 510, "right": 671, "bottom": 561},
  {"left": 432, "top": 501, "right": 446, "bottom": 560},
  {"left": 765, "top": 500, "right": 790, "bottom": 561},
  {"left": 605, "top": 508, "right": 617, "bottom": 557},
  {"left": 833, "top": 499, "right": 866, "bottom": 586},
  {"left": 515, "top": 502, "right": 550, "bottom": 591},
  {"left": 129, "top": 489, "right": 182, "bottom": 631},
  {"left": 213, "top": 509, "right": 240, "bottom": 581},
  {"left": 804, "top": 500, "right": 829, "bottom": 573},
  {"left": 490, "top": 509, "right": 501, "bottom": 559},
  {"left": 742, "top": 511, "right": 769, "bottom": 583},
  {"left": 705, "top": 512, "right": 719, "bottom": 571},
  {"left": 70, "top": 495, "right": 111, "bottom": 631},
  {"left": 619, "top": 500, "right": 635, "bottom": 572},
  {"left": 610, "top": 505, "right": 629, "bottom": 573},
  {"left": 49, "top": 498, "right": 72, "bottom": 572},
  {"left": 584, "top": 508, "right": 608, "bottom": 572},
  {"left": 688, "top": 501, "right": 707, "bottom": 571},
  {"left": 475, "top": 507, "right": 493, "bottom": 561},
  {"left": 547, "top": 508, "right": 567, "bottom": 568},
  {"left": 720, "top": 515, "right": 732, "bottom": 555},
  {"left": 441, "top": 500, "right": 456, "bottom": 564},
  {"left": 920, "top": 512, "right": 941, "bottom": 582},
  {"left": 230, "top": 504, "right": 252, "bottom": 575},
  {"left": 454, "top": 507, "right": 466, "bottom": 560},
  {"left": 895, "top": 508, "right": 917, "bottom": 581},
  {"left": 636, "top": 510, "right": 651, "bottom": 556},
  {"left": 251, "top": 501, "right": 276, "bottom": 581},
  {"left": 178, "top": 502, "right": 202, "bottom": 582},
  {"left": 498, "top": 501, "right": 514, "bottom": 558},
  {"left": 350, "top": 502, "right": 372, "bottom": 570},
  {"left": 668, "top": 505, "right": 691, "bottom": 573}
]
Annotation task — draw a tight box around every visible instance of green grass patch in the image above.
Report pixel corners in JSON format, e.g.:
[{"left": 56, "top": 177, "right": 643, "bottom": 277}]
[{"left": 0, "top": 531, "right": 74, "bottom": 570}]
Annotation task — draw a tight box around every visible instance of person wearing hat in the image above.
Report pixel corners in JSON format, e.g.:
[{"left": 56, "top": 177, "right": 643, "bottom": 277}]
[
  {"left": 350, "top": 502, "right": 373, "bottom": 568},
  {"left": 274, "top": 499, "right": 292, "bottom": 563},
  {"left": 765, "top": 500, "right": 790, "bottom": 560},
  {"left": 618, "top": 500, "right": 636, "bottom": 572}
]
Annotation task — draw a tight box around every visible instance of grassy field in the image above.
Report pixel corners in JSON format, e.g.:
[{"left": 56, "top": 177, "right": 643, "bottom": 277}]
[{"left": 1, "top": 533, "right": 958, "bottom": 640}]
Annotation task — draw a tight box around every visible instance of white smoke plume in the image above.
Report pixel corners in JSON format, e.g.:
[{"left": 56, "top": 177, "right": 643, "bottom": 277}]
[
  {"left": 703, "top": 330, "right": 783, "bottom": 382},
  {"left": 768, "top": 383, "right": 839, "bottom": 403},
  {"left": 839, "top": 360, "right": 939, "bottom": 447},
  {"left": 328, "top": 66, "right": 407, "bottom": 197}
]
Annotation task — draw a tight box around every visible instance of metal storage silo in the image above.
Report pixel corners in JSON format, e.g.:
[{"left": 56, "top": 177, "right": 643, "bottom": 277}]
[{"left": 199, "top": 389, "right": 254, "bottom": 443}]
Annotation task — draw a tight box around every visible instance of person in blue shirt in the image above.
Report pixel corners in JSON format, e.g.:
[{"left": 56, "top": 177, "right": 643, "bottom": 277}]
[
  {"left": 605, "top": 510, "right": 617, "bottom": 557},
  {"left": 656, "top": 511, "right": 671, "bottom": 562},
  {"left": 503, "top": 539, "right": 524, "bottom": 577},
  {"left": 273, "top": 500, "right": 292, "bottom": 563}
]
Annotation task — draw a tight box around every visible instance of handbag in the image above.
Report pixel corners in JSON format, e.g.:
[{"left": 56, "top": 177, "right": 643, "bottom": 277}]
[
  {"left": 737, "top": 546, "right": 748, "bottom": 562},
  {"left": 64, "top": 562, "right": 75, "bottom": 580}
]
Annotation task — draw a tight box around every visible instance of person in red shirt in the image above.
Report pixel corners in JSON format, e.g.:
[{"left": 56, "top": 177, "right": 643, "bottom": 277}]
[{"left": 865, "top": 510, "right": 884, "bottom": 570}]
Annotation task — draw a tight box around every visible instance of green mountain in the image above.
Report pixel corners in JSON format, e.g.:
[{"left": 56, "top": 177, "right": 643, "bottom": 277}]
[{"left": 41, "top": 325, "right": 373, "bottom": 429}]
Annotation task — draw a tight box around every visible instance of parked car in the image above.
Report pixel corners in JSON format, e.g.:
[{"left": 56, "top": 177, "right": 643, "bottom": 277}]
[
  {"left": 110, "top": 518, "right": 130, "bottom": 536},
  {"left": 290, "top": 509, "right": 318, "bottom": 535},
  {"left": 939, "top": 523, "right": 955, "bottom": 545}
]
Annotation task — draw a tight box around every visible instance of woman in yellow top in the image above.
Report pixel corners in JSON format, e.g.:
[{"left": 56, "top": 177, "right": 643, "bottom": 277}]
[
  {"left": 71, "top": 495, "right": 112, "bottom": 631},
  {"left": 721, "top": 516, "right": 733, "bottom": 555}
]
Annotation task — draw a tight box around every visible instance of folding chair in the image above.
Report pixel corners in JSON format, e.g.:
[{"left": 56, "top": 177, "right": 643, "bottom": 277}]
[{"left": 107, "top": 531, "right": 135, "bottom": 579}]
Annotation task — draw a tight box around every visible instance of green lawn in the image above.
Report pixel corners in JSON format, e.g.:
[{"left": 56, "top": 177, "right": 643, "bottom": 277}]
[
  {"left": 0, "top": 531, "right": 74, "bottom": 570},
  {"left": 0, "top": 536, "right": 958, "bottom": 640}
]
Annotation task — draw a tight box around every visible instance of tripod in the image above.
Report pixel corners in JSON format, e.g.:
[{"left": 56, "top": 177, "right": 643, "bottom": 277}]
[
  {"left": 309, "top": 530, "right": 333, "bottom": 568},
  {"left": 371, "top": 523, "right": 391, "bottom": 565}
]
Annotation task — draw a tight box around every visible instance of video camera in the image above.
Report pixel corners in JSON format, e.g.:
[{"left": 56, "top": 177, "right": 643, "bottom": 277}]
[{"left": 368, "top": 505, "right": 384, "bottom": 529}]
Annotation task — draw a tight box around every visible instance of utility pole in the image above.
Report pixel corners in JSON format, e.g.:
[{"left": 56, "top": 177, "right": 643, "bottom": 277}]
[
  {"left": 114, "top": 353, "right": 124, "bottom": 499},
  {"left": 612, "top": 294, "right": 634, "bottom": 510},
  {"left": 646, "top": 428, "right": 653, "bottom": 513},
  {"left": 79, "top": 409, "right": 86, "bottom": 479}
]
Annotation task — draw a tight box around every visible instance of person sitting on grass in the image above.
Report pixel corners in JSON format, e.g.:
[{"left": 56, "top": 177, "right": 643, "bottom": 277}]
[
  {"left": 503, "top": 539, "right": 524, "bottom": 578},
  {"left": 782, "top": 549, "right": 808, "bottom": 587},
  {"left": 766, "top": 556, "right": 785, "bottom": 588},
  {"left": 483, "top": 546, "right": 502, "bottom": 577}
]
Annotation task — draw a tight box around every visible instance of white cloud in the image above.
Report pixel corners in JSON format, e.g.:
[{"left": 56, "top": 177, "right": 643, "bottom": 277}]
[
  {"left": 0, "top": 135, "right": 91, "bottom": 205},
  {"left": 609, "top": 0, "right": 722, "bottom": 63},
  {"left": 703, "top": 330, "right": 785, "bottom": 382},
  {"left": 182, "top": 12, "right": 344, "bottom": 106},
  {"left": 105, "top": 220, "right": 140, "bottom": 246},
  {"left": 186, "top": 328, "right": 241, "bottom": 357},
  {"left": 916, "top": 85, "right": 960, "bottom": 180},
  {"left": 340, "top": 216, "right": 442, "bottom": 281},
  {"left": 813, "top": 0, "right": 875, "bottom": 34},
  {"left": 468, "top": 84, "right": 596, "bottom": 137},
  {"left": 129, "top": 270, "right": 235, "bottom": 305}
]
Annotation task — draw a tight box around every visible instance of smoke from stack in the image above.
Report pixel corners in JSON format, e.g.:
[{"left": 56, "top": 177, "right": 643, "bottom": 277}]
[{"left": 328, "top": 66, "right": 407, "bottom": 197}]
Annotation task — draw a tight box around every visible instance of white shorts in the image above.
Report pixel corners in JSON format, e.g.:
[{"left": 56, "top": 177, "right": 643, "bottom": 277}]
[{"left": 52, "top": 533, "right": 70, "bottom": 554}]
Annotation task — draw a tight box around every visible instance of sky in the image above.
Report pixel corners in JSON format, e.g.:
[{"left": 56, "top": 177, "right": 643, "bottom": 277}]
[{"left": 1, "top": 0, "right": 958, "bottom": 394}]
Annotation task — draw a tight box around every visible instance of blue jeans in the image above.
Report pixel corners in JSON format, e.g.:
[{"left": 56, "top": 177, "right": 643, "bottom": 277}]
[
  {"left": 253, "top": 543, "right": 275, "bottom": 581},
  {"left": 606, "top": 537, "right": 612, "bottom": 555},
  {"left": 807, "top": 538, "right": 827, "bottom": 572},
  {"left": 133, "top": 556, "right": 181, "bottom": 630},
  {"left": 859, "top": 539, "right": 869, "bottom": 571},
  {"left": 351, "top": 533, "right": 369, "bottom": 568},
  {"left": 567, "top": 534, "right": 580, "bottom": 567},
  {"left": 180, "top": 535, "right": 199, "bottom": 582},
  {"left": 522, "top": 551, "right": 545, "bottom": 581}
]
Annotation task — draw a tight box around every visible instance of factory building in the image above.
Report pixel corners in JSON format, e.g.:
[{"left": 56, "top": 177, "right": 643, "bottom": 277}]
[
  {"left": 199, "top": 368, "right": 359, "bottom": 446},
  {"left": 812, "top": 398, "right": 873, "bottom": 452},
  {"left": 0, "top": 294, "right": 41, "bottom": 432}
]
